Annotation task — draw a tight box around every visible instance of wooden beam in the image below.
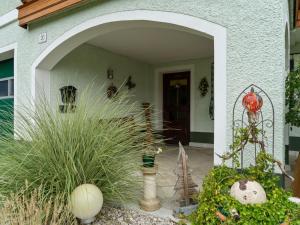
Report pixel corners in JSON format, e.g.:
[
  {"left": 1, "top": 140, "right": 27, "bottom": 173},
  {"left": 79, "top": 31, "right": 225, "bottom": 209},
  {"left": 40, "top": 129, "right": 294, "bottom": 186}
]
[{"left": 18, "top": 0, "right": 85, "bottom": 28}]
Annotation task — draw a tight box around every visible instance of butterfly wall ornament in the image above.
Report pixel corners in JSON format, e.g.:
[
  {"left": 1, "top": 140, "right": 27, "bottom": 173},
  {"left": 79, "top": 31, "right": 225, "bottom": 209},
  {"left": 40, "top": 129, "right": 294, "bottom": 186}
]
[{"left": 125, "top": 76, "right": 136, "bottom": 90}]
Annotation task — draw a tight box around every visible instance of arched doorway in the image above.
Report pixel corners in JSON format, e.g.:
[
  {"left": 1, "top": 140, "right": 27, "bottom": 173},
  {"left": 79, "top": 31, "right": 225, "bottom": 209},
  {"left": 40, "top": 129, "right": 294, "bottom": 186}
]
[{"left": 31, "top": 10, "right": 227, "bottom": 165}]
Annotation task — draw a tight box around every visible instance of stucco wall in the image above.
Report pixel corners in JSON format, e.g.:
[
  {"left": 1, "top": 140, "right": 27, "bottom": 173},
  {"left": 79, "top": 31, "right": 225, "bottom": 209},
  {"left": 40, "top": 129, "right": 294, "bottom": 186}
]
[
  {"left": 0, "top": 0, "right": 289, "bottom": 165},
  {"left": 0, "top": 1, "right": 19, "bottom": 16},
  {"left": 50, "top": 44, "right": 153, "bottom": 106}
]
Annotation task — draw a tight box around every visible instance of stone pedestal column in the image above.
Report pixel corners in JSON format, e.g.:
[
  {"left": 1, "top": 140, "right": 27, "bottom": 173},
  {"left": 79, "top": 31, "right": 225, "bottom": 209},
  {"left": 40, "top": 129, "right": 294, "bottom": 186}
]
[{"left": 139, "top": 165, "right": 161, "bottom": 211}]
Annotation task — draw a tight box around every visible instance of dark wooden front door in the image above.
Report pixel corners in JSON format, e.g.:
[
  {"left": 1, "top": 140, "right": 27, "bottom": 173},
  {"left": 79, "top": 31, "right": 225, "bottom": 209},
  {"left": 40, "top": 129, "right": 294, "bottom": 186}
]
[{"left": 163, "top": 71, "right": 190, "bottom": 145}]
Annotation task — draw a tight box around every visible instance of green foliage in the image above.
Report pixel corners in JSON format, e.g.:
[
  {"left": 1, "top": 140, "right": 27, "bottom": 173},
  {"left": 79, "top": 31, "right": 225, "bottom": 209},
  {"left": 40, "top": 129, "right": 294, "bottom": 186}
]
[
  {"left": 194, "top": 121, "right": 300, "bottom": 224},
  {"left": 286, "top": 64, "right": 300, "bottom": 127},
  {"left": 224, "top": 127, "right": 250, "bottom": 167},
  {"left": 0, "top": 98, "right": 14, "bottom": 137},
  {"left": 193, "top": 152, "right": 300, "bottom": 225},
  {"left": 0, "top": 92, "right": 154, "bottom": 205}
]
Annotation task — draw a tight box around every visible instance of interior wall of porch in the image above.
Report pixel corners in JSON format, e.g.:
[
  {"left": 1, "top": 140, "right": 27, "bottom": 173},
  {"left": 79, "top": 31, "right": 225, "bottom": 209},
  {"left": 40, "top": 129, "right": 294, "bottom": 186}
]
[
  {"left": 50, "top": 44, "right": 153, "bottom": 107},
  {"left": 50, "top": 43, "right": 213, "bottom": 144}
]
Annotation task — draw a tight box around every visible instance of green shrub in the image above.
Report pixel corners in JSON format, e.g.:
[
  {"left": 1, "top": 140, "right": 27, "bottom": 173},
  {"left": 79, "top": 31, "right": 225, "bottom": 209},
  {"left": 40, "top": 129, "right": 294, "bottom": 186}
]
[
  {"left": 0, "top": 92, "right": 154, "bottom": 205},
  {"left": 192, "top": 152, "right": 300, "bottom": 225},
  {"left": 286, "top": 64, "right": 300, "bottom": 127}
]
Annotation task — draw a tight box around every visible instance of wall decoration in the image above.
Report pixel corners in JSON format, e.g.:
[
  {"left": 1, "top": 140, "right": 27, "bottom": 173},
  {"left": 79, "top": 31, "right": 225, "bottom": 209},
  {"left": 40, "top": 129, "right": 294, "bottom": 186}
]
[
  {"left": 107, "top": 68, "right": 114, "bottom": 80},
  {"left": 107, "top": 83, "right": 118, "bottom": 99},
  {"left": 209, "top": 63, "right": 214, "bottom": 120},
  {"left": 60, "top": 85, "right": 77, "bottom": 104},
  {"left": 59, "top": 85, "right": 77, "bottom": 113},
  {"left": 198, "top": 77, "right": 209, "bottom": 97},
  {"left": 125, "top": 76, "right": 136, "bottom": 90}
]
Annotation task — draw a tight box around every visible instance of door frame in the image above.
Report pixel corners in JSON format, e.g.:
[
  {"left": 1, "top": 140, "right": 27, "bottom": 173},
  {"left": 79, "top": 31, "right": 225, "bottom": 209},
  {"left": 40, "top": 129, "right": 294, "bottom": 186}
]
[
  {"left": 162, "top": 71, "right": 191, "bottom": 145},
  {"left": 154, "top": 64, "right": 196, "bottom": 139}
]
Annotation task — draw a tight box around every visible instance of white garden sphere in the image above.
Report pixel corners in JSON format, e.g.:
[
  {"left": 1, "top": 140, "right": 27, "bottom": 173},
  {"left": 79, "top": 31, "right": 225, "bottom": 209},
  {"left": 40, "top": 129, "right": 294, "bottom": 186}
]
[
  {"left": 70, "top": 184, "right": 103, "bottom": 223},
  {"left": 230, "top": 180, "right": 267, "bottom": 204}
]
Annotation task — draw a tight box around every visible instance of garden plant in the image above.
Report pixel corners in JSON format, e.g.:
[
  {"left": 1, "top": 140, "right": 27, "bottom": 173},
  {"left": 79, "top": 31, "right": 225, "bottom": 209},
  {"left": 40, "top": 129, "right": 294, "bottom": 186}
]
[
  {"left": 193, "top": 125, "right": 300, "bottom": 224},
  {"left": 0, "top": 186, "right": 76, "bottom": 225},
  {"left": 286, "top": 64, "right": 300, "bottom": 198},
  {"left": 193, "top": 86, "right": 300, "bottom": 224},
  {"left": 0, "top": 90, "right": 155, "bottom": 210}
]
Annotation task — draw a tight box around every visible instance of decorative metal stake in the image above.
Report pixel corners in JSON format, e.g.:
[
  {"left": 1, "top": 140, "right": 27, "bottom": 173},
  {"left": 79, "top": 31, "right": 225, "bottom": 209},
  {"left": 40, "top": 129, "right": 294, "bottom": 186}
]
[{"left": 232, "top": 84, "right": 274, "bottom": 168}]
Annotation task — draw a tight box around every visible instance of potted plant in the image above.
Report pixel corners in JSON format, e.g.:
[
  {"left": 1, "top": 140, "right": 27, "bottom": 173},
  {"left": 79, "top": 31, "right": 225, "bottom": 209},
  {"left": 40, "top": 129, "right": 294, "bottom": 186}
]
[{"left": 142, "top": 147, "right": 162, "bottom": 168}]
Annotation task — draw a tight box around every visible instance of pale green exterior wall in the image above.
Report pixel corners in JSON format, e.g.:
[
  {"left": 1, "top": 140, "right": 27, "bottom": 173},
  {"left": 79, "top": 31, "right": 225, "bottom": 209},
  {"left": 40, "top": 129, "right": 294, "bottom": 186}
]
[
  {"left": 0, "top": 0, "right": 290, "bottom": 164},
  {"left": 0, "top": 1, "right": 19, "bottom": 16}
]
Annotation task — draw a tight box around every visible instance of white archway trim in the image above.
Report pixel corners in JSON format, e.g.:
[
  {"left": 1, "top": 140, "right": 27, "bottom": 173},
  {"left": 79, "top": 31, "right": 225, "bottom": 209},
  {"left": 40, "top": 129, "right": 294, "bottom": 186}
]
[
  {"left": 0, "top": 9, "right": 18, "bottom": 28},
  {"left": 0, "top": 43, "right": 16, "bottom": 60},
  {"left": 31, "top": 10, "right": 227, "bottom": 165}
]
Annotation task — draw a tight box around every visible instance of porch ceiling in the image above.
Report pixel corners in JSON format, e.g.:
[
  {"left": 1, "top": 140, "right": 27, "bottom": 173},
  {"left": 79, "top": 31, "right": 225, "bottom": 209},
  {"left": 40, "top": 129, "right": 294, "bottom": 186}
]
[{"left": 87, "top": 27, "right": 214, "bottom": 65}]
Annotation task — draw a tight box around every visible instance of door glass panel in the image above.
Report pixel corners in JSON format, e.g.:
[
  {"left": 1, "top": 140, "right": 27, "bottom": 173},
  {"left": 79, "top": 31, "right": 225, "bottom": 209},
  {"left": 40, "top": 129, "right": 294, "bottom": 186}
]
[
  {"left": 170, "top": 79, "right": 187, "bottom": 87},
  {"left": 0, "top": 80, "right": 8, "bottom": 97}
]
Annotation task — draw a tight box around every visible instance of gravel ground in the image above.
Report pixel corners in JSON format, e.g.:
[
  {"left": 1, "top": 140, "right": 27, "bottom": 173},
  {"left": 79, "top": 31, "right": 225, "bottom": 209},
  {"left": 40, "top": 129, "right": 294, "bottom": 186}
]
[{"left": 93, "top": 207, "right": 177, "bottom": 225}]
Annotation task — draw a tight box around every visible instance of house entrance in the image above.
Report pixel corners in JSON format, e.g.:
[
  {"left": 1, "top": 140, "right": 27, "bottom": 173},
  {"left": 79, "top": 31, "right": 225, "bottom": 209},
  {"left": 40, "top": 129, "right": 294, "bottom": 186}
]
[{"left": 163, "top": 71, "right": 190, "bottom": 145}]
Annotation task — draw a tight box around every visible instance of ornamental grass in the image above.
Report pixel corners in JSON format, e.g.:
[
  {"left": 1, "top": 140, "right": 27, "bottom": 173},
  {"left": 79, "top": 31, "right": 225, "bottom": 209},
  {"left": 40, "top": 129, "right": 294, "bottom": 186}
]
[
  {"left": 0, "top": 91, "right": 154, "bottom": 205},
  {"left": 0, "top": 186, "right": 76, "bottom": 225}
]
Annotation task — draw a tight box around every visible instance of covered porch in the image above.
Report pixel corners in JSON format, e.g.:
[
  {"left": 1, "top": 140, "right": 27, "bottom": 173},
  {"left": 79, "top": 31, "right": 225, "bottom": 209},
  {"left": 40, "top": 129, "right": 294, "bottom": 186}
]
[
  {"left": 45, "top": 24, "right": 215, "bottom": 149},
  {"left": 34, "top": 20, "right": 219, "bottom": 210}
]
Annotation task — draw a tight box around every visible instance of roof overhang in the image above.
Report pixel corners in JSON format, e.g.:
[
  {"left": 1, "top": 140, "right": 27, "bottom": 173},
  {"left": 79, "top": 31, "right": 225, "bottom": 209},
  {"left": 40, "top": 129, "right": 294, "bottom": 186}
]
[{"left": 18, "top": 0, "right": 85, "bottom": 28}]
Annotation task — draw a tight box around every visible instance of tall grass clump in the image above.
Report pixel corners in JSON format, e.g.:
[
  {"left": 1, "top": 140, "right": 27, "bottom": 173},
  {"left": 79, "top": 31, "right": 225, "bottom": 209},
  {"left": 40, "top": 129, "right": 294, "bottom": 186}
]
[
  {"left": 0, "top": 186, "right": 76, "bottom": 225},
  {"left": 0, "top": 90, "right": 154, "bottom": 204}
]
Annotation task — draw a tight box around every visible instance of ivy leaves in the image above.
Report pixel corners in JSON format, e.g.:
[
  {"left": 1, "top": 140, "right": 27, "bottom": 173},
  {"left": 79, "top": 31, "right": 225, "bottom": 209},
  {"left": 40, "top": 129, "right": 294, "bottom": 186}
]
[
  {"left": 193, "top": 123, "right": 300, "bottom": 224},
  {"left": 193, "top": 159, "right": 300, "bottom": 225}
]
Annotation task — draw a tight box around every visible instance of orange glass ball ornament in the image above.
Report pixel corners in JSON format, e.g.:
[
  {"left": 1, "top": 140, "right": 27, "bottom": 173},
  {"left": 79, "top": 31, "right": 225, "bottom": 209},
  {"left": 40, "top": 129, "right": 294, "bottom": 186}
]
[{"left": 242, "top": 88, "right": 263, "bottom": 113}]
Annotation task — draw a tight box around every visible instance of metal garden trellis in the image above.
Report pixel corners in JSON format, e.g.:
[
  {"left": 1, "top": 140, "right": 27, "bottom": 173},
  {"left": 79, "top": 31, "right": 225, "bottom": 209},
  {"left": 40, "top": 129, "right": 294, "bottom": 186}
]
[{"left": 232, "top": 84, "right": 275, "bottom": 169}]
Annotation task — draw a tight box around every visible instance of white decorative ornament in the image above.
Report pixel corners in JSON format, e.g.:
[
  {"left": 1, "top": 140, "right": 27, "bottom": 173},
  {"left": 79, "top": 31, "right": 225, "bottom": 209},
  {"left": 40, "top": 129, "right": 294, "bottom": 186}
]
[
  {"left": 288, "top": 197, "right": 300, "bottom": 204},
  {"left": 70, "top": 184, "right": 103, "bottom": 224},
  {"left": 230, "top": 180, "right": 267, "bottom": 204}
]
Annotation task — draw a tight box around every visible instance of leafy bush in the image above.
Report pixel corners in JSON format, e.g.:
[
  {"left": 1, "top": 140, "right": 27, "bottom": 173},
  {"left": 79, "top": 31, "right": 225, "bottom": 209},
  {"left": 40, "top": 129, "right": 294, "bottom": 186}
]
[
  {"left": 286, "top": 64, "right": 300, "bottom": 127},
  {"left": 0, "top": 186, "right": 76, "bottom": 225},
  {"left": 0, "top": 92, "right": 153, "bottom": 204},
  {"left": 192, "top": 152, "right": 300, "bottom": 225}
]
